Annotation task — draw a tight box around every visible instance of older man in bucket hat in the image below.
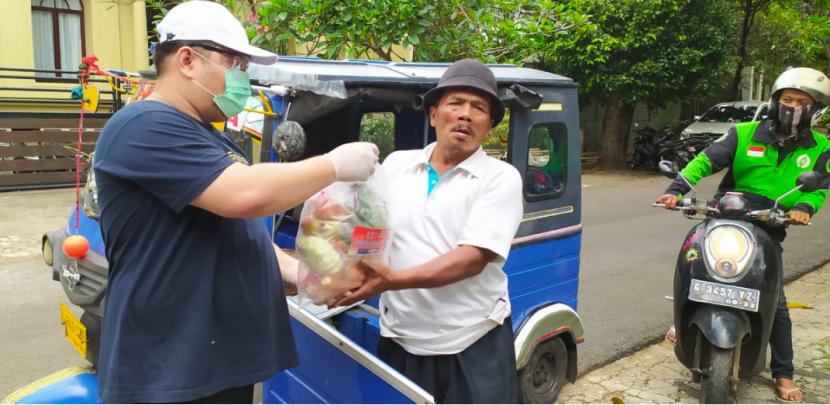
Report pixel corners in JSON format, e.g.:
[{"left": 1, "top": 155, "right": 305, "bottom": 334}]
[
  {"left": 334, "top": 59, "right": 523, "bottom": 403},
  {"left": 93, "top": 1, "right": 378, "bottom": 403}
]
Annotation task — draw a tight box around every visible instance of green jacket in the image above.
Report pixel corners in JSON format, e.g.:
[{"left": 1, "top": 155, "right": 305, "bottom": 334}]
[{"left": 665, "top": 120, "right": 830, "bottom": 214}]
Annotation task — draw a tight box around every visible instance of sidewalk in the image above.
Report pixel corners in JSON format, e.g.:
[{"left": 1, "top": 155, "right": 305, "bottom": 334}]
[{"left": 557, "top": 263, "right": 830, "bottom": 404}]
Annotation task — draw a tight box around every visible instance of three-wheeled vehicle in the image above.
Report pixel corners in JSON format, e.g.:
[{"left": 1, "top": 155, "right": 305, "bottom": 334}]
[{"left": 6, "top": 58, "right": 584, "bottom": 404}]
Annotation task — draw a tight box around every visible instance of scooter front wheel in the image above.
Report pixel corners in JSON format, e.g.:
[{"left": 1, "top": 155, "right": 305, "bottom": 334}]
[{"left": 700, "top": 344, "right": 734, "bottom": 404}]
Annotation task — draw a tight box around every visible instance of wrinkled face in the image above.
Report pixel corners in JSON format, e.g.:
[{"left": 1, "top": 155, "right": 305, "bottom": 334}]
[
  {"left": 779, "top": 88, "right": 814, "bottom": 109},
  {"left": 429, "top": 89, "right": 494, "bottom": 156}
]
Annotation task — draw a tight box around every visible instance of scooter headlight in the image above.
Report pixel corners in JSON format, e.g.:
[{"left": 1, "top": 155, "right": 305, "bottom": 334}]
[{"left": 704, "top": 226, "right": 754, "bottom": 279}]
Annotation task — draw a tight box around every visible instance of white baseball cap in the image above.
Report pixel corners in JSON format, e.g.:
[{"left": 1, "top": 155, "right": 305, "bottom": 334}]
[{"left": 157, "top": 1, "right": 277, "bottom": 65}]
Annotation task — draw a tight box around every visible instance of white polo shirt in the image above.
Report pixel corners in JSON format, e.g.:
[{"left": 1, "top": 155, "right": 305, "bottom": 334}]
[{"left": 379, "top": 142, "right": 523, "bottom": 355}]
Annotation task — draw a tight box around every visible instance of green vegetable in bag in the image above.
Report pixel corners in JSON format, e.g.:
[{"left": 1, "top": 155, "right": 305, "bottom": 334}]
[{"left": 296, "top": 235, "right": 343, "bottom": 276}]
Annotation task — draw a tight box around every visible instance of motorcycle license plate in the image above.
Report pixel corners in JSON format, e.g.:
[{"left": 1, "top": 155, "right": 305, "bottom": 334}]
[
  {"left": 688, "top": 279, "right": 760, "bottom": 312},
  {"left": 59, "top": 302, "right": 87, "bottom": 358}
]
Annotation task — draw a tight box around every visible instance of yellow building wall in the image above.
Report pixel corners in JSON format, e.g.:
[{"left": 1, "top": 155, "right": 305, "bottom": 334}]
[{"left": 0, "top": 0, "right": 149, "bottom": 113}]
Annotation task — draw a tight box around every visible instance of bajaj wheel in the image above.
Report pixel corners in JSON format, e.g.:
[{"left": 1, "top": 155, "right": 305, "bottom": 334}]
[
  {"left": 519, "top": 337, "right": 567, "bottom": 404},
  {"left": 700, "top": 343, "right": 734, "bottom": 404}
]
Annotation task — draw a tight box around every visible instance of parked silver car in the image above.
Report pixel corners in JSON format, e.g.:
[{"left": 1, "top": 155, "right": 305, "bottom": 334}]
[{"left": 681, "top": 101, "right": 768, "bottom": 139}]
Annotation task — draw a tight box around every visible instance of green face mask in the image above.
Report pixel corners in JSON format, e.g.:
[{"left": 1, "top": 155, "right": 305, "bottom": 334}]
[{"left": 193, "top": 51, "right": 251, "bottom": 118}]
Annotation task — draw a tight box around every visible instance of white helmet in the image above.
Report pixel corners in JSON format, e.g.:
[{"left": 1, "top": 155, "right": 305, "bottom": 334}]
[
  {"left": 770, "top": 67, "right": 830, "bottom": 107},
  {"left": 768, "top": 68, "right": 830, "bottom": 135}
]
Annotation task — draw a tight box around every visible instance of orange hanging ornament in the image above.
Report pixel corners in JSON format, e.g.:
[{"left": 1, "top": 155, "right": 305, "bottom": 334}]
[{"left": 63, "top": 235, "right": 89, "bottom": 259}]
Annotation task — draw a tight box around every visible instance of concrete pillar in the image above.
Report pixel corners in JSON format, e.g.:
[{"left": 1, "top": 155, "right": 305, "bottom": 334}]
[
  {"left": 741, "top": 66, "right": 755, "bottom": 100},
  {"left": 756, "top": 71, "right": 764, "bottom": 101}
]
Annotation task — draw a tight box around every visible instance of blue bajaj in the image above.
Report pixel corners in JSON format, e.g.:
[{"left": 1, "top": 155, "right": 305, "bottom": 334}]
[{"left": 8, "top": 58, "right": 584, "bottom": 404}]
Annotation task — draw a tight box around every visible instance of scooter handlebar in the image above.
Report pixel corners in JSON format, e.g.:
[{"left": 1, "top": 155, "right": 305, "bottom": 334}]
[
  {"left": 652, "top": 202, "right": 686, "bottom": 211},
  {"left": 652, "top": 200, "right": 715, "bottom": 214},
  {"left": 747, "top": 209, "right": 790, "bottom": 226}
]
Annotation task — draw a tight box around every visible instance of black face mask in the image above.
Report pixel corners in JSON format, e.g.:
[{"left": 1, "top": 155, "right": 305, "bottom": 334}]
[{"left": 775, "top": 103, "right": 811, "bottom": 144}]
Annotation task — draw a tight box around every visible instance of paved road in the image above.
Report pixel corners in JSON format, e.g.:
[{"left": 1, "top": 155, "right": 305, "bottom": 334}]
[
  {"left": 577, "top": 170, "right": 830, "bottom": 374},
  {"left": 0, "top": 189, "right": 79, "bottom": 399}
]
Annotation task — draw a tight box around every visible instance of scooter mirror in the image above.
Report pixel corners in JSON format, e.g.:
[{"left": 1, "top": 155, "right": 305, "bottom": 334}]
[
  {"left": 272, "top": 120, "right": 306, "bottom": 162},
  {"left": 796, "top": 170, "right": 823, "bottom": 193},
  {"left": 658, "top": 160, "right": 679, "bottom": 179}
]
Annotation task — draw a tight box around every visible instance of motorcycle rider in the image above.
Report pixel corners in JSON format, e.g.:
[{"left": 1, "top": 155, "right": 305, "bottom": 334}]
[{"left": 657, "top": 67, "right": 830, "bottom": 403}]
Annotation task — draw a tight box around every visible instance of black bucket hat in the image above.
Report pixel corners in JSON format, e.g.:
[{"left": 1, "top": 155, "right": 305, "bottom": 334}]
[{"left": 423, "top": 59, "right": 505, "bottom": 127}]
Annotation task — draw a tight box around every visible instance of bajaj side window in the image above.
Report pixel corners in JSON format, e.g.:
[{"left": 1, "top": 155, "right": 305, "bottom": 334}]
[
  {"left": 483, "top": 109, "right": 511, "bottom": 161},
  {"left": 359, "top": 112, "right": 395, "bottom": 161},
  {"left": 525, "top": 122, "right": 567, "bottom": 200}
]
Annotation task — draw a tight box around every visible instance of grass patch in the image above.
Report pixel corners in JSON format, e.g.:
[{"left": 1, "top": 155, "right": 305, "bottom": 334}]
[{"left": 814, "top": 339, "right": 830, "bottom": 371}]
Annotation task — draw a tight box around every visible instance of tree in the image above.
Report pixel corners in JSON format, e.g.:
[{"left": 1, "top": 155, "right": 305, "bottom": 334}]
[
  {"left": 786, "top": 0, "right": 830, "bottom": 72},
  {"left": 256, "top": 0, "right": 448, "bottom": 61},
  {"left": 748, "top": 2, "right": 817, "bottom": 84},
  {"left": 729, "top": 0, "right": 774, "bottom": 101},
  {"left": 542, "top": 0, "right": 736, "bottom": 170},
  {"left": 742, "top": 0, "right": 830, "bottom": 98},
  {"left": 253, "top": 0, "right": 585, "bottom": 62},
  {"left": 461, "top": 0, "right": 593, "bottom": 65}
]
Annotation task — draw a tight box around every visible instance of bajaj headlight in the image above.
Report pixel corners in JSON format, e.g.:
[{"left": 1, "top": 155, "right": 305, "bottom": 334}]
[{"left": 705, "top": 226, "right": 753, "bottom": 279}]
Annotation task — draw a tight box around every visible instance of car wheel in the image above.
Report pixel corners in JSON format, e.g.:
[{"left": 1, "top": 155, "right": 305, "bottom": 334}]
[{"left": 519, "top": 337, "right": 568, "bottom": 404}]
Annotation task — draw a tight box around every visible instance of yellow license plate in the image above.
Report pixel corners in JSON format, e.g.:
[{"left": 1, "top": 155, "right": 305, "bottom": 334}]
[{"left": 60, "top": 303, "right": 87, "bottom": 358}]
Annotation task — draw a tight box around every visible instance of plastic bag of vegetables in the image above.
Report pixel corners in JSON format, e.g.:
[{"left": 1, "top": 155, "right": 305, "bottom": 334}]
[{"left": 295, "top": 169, "right": 389, "bottom": 307}]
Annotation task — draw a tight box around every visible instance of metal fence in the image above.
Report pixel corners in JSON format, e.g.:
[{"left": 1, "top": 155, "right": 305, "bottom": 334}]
[
  {"left": 0, "top": 67, "right": 125, "bottom": 190},
  {"left": 0, "top": 67, "right": 127, "bottom": 111}
]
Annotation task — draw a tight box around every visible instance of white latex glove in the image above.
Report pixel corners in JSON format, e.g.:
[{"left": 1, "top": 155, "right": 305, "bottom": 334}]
[{"left": 325, "top": 142, "right": 380, "bottom": 181}]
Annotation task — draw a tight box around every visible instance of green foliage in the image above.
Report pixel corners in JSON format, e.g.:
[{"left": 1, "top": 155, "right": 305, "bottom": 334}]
[
  {"left": 750, "top": 0, "right": 830, "bottom": 75},
  {"left": 748, "top": 0, "right": 830, "bottom": 77},
  {"left": 257, "top": 0, "right": 437, "bottom": 60},
  {"left": 461, "top": 0, "right": 593, "bottom": 65},
  {"left": 542, "top": 0, "right": 737, "bottom": 108},
  {"left": 358, "top": 113, "right": 395, "bottom": 160},
  {"left": 481, "top": 112, "right": 510, "bottom": 155},
  {"left": 145, "top": 0, "right": 170, "bottom": 27},
  {"left": 816, "top": 106, "right": 830, "bottom": 134},
  {"left": 748, "top": 3, "right": 803, "bottom": 76},
  {"left": 253, "top": 0, "right": 587, "bottom": 62}
]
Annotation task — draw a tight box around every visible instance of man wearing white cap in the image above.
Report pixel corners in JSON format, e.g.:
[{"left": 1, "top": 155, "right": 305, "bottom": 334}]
[{"left": 92, "top": 1, "right": 378, "bottom": 402}]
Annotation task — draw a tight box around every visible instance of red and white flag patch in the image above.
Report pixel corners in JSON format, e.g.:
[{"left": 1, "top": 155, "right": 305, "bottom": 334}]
[{"left": 747, "top": 145, "right": 765, "bottom": 158}]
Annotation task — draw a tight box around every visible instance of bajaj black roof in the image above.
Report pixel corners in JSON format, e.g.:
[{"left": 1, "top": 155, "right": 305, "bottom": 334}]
[{"left": 256, "top": 56, "right": 575, "bottom": 87}]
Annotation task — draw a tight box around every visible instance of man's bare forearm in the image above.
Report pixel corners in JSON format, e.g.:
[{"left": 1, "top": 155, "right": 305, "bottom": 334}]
[
  {"left": 391, "top": 245, "right": 496, "bottom": 289},
  {"left": 273, "top": 244, "right": 299, "bottom": 285},
  {"left": 193, "top": 157, "right": 336, "bottom": 218}
]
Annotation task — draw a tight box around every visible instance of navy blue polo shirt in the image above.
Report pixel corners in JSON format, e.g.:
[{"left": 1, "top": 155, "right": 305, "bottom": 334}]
[{"left": 93, "top": 101, "right": 297, "bottom": 403}]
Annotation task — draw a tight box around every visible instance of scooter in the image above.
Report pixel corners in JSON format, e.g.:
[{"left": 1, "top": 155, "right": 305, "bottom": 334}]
[
  {"left": 629, "top": 125, "right": 702, "bottom": 171},
  {"left": 653, "top": 161, "right": 822, "bottom": 403}
]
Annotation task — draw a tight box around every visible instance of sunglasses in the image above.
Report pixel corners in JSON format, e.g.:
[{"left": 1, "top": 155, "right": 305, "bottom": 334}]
[{"left": 192, "top": 44, "right": 250, "bottom": 72}]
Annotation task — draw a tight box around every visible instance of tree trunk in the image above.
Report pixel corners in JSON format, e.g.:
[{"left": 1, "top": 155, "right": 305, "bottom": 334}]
[
  {"left": 729, "top": 0, "right": 773, "bottom": 100},
  {"left": 729, "top": 0, "right": 754, "bottom": 101},
  {"left": 598, "top": 95, "right": 636, "bottom": 170}
]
